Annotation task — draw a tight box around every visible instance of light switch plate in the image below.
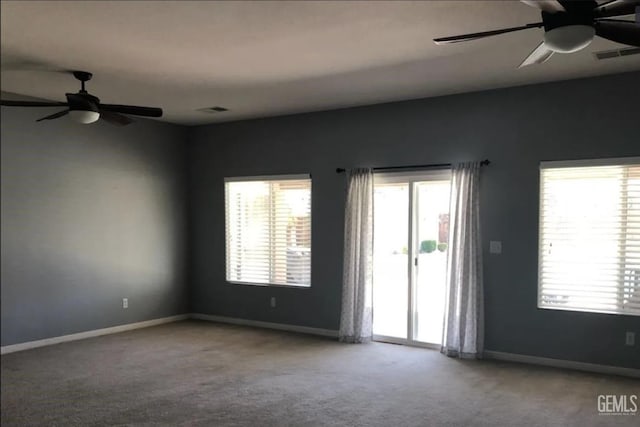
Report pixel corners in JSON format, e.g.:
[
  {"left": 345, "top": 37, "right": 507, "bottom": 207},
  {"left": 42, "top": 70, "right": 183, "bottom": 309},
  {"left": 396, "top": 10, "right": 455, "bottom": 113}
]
[
  {"left": 626, "top": 331, "right": 635, "bottom": 346},
  {"left": 489, "top": 241, "right": 502, "bottom": 254}
]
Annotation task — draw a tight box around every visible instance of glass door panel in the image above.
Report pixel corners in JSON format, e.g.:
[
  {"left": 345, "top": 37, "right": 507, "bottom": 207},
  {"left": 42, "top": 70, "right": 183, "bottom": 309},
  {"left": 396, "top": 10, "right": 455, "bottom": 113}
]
[
  {"left": 372, "top": 183, "right": 409, "bottom": 339},
  {"left": 413, "top": 181, "right": 450, "bottom": 345}
]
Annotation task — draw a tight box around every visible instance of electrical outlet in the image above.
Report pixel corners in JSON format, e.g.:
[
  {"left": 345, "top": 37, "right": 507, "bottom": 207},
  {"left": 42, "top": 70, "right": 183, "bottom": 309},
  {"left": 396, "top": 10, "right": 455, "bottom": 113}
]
[
  {"left": 625, "top": 331, "right": 635, "bottom": 346},
  {"left": 122, "top": 298, "right": 128, "bottom": 309},
  {"left": 489, "top": 241, "right": 502, "bottom": 254},
  {"left": 270, "top": 297, "right": 276, "bottom": 308}
]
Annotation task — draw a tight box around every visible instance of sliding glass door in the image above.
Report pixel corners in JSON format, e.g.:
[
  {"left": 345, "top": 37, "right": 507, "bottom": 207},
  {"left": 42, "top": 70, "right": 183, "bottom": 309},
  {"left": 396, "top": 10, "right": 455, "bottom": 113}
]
[{"left": 372, "top": 170, "right": 451, "bottom": 346}]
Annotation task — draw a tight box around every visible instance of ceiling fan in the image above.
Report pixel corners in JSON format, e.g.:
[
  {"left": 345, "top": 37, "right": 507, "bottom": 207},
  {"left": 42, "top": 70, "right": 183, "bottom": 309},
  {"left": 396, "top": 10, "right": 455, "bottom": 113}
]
[
  {"left": 434, "top": 0, "right": 640, "bottom": 67},
  {"left": 0, "top": 71, "right": 162, "bottom": 125}
]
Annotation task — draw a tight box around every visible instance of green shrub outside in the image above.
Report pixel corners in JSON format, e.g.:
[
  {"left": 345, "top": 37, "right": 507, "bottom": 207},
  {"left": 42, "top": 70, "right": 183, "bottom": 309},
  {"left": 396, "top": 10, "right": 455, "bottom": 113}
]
[{"left": 420, "top": 240, "right": 437, "bottom": 253}]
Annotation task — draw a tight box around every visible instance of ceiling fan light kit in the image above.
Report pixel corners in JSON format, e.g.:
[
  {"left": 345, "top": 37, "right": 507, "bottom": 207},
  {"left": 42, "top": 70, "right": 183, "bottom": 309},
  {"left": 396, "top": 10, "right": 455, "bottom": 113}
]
[
  {"left": 433, "top": 0, "right": 640, "bottom": 67},
  {"left": 544, "top": 25, "right": 596, "bottom": 52},
  {"left": 69, "top": 110, "right": 100, "bottom": 124}
]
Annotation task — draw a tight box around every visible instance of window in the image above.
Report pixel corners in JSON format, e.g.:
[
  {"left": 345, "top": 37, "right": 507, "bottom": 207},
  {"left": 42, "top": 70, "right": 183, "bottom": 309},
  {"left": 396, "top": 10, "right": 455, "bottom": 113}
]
[
  {"left": 538, "top": 158, "right": 640, "bottom": 316},
  {"left": 225, "top": 175, "right": 311, "bottom": 287}
]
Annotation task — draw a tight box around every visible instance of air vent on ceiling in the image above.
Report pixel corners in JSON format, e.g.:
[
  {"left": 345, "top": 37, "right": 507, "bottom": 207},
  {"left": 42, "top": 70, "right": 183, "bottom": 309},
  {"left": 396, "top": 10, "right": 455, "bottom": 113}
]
[
  {"left": 593, "top": 46, "right": 640, "bottom": 60},
  {"left": 197, "top": 106, "right": 229, "bottom": 113}
]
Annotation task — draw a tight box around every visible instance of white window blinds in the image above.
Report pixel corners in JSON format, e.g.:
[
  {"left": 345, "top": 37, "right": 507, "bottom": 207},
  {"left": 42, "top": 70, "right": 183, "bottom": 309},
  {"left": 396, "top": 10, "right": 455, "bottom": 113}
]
[
  {"left": 538, "top": 158, "right": 640, "bottom": 316},
  {"left": 225, "top": 175, "right": 311, "bottom": 287}
]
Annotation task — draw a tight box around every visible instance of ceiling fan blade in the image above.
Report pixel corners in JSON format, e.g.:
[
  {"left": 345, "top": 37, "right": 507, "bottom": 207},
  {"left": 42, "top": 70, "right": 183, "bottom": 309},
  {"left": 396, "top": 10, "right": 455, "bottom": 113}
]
[
  {"left": 594, "top": 0, "right": 639, "bottom": 18},
  {"left": 519, "top": 42, "right": 554, "bottom": 68},
  {"left": 434, "top": 22, "right": 543, "bottom": 44},
  {"left": 520, "top": 1, "right": 566, "bottom": 13},
  {"left": 36, "top": 109, "right": 70, "bottom": 122},
  {"left": 99, "top": 110, "right": 134, "bottom": 126},
  {"left": 1, "top": 100, "right": 67, "bottom": 107},
  {"left": 100, "top": 104, "right": 163, "bottom": 117},
  {"left": 595, "top": 19, "right": 640, "bottom": 46}
]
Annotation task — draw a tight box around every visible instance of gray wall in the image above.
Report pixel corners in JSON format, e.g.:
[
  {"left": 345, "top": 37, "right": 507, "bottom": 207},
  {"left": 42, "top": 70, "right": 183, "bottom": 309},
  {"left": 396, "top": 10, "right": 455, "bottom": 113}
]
[
  {"left": 1, "top": 107, "right": 189, "bottom": 346},
  {"left": 188, "top": 71, "right": 640, "bottom": 369}
]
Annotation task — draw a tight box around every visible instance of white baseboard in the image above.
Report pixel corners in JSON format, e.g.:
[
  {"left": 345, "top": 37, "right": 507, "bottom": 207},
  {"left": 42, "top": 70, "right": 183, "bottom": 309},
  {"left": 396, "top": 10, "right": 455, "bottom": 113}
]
[
  {"left": 192, "top": 315, "right": 638, "bottom": 378},
  {"left": 1, "top": 314, "right": 189, "bottom": 355},
  {"left": 484, "top": 350, "right": 640, "bottom": 378},
  {"left": 190, "top": 313, "right": 339, "bottom": 338}
]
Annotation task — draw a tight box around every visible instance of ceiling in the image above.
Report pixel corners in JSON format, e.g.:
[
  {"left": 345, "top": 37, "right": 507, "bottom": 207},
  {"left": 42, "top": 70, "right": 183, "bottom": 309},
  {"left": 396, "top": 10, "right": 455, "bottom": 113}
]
[{"left": 1, "top": 0, "right": 639, "bottom": 125}]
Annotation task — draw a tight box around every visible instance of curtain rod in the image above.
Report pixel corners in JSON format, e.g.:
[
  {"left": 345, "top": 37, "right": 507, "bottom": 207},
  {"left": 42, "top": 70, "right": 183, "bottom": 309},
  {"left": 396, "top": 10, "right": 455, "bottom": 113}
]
[{"left": 335, "top": 159, "right": 490, "bottom": 174}]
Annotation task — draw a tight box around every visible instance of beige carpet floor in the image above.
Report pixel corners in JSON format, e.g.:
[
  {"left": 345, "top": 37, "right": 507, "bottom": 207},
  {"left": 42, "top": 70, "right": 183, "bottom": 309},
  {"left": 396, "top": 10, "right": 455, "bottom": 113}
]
[{"left": 1, "top": 320, "right": 638, "bottom": 426}]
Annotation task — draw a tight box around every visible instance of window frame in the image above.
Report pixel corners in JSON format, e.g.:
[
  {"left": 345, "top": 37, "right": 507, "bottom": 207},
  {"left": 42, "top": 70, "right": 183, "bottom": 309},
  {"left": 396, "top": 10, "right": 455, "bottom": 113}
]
[
  {"left": 224, "top": 174, "right": 312, "bottom": 288},
  {"left": 537, "top": 157, "right": 640, "bottom": 317}
]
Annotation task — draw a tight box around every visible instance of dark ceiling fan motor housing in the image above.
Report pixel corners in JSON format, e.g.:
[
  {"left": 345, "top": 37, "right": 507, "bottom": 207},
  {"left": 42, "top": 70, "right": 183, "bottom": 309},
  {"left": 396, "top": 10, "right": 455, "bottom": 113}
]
[{"left": 542, "top": 1, "right": 595, "bottom": 32}]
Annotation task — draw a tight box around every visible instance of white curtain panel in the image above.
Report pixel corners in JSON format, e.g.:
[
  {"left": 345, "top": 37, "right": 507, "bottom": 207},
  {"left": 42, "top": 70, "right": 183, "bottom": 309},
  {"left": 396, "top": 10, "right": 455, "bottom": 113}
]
[
  {"left": 441, "top": 162, "right": 484, "bottom": 358},
  {"left": 339, "top": 168, "right": 374, "bottom": 343}
]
